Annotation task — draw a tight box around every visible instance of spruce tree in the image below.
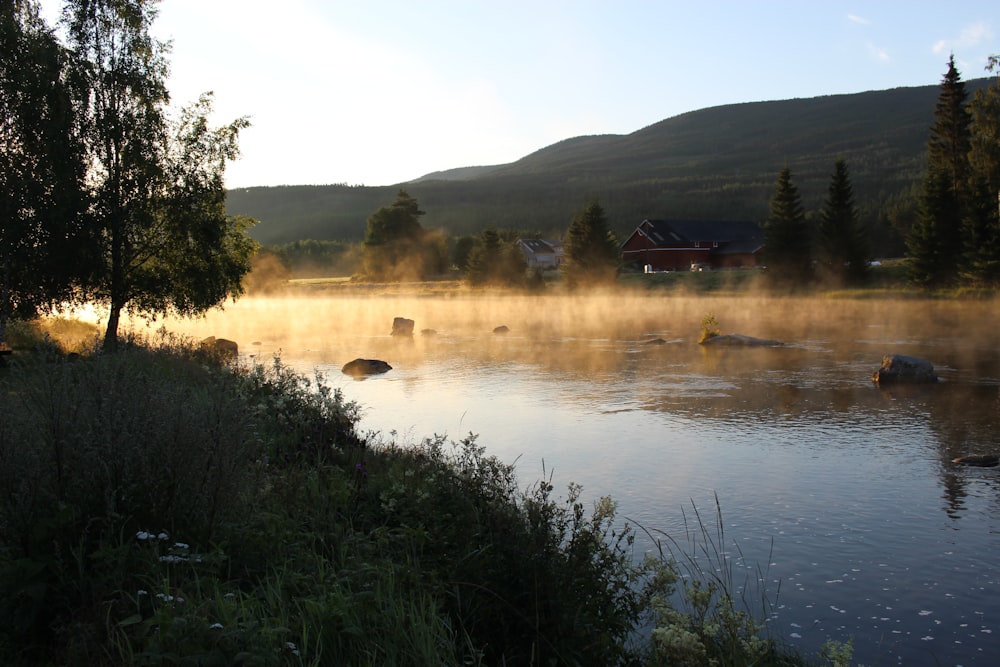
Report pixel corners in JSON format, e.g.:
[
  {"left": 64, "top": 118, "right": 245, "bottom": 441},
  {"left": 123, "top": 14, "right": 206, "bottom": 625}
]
[
  {"left": 562, "top": 199, "right": 619, "bottom": 287},
  {"left": 964, "top": 55, "right": 1000, "bottom": 284},
  {"left": 763, "top": 167, "right": 812, "bottom": 284},
  {"left": 817, "top": 159, "right": 869, "bottom": 285},
  {"left": 960, "top": 176, "right": 1000, "bottom": 284},
  {"left": 907, "top": 55, "right": 972, "bottom": 285}
]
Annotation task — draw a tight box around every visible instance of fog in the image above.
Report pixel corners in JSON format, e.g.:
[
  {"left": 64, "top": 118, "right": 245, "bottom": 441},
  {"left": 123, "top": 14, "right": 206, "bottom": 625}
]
[
  {"left": 113, "top": 287, "right": 1000, "bottom": 665},
  {"left": 133, "top": 288, "right": 1000, "bottom": 378}
]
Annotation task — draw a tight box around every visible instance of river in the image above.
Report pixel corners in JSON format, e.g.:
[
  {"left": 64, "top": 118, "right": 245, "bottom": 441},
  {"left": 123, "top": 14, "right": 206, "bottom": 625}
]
[{"left": 146, "top": 290, "right": 1000, "bottom": 665}]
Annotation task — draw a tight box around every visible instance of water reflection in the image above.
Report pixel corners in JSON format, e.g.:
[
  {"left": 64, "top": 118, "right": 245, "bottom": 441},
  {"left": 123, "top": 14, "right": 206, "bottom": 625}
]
[{"left": 143, "top": 292, "right": 1000, "bottom": 664}]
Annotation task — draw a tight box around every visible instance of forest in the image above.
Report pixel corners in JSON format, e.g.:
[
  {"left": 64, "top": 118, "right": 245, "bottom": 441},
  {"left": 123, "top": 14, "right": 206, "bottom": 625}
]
[{"left": 229, "top": 78, "right": 993, "bottom": 257}]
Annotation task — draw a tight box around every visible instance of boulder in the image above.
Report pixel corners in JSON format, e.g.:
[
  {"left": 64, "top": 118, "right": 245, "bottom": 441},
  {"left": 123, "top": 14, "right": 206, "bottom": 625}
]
[
  {"left": 420, "top": 328, "right": 437, "bottom": 336},
  {"left": 699, "top": 333, "right": 783, "bottom": 347},
  {"left": 342, "top": 358, "right": 392, "bottom": 377},
  {"left": 200, "top": 336, "right": 238, "bottom": 358},
  {"left": 952, "top": 454, "right": 999, "bottom": 467},
  {"left": 391, "top": 317, "right": 415, "bottom": 336},
  {"left": 644, "top": 338, "right": 668, "bottom": 345},
  {"left": 871, "top": 354, "right": 938, "bottom": 385},
  {"left": 493, "top": 325, "right": 510, "bottom": 334}
]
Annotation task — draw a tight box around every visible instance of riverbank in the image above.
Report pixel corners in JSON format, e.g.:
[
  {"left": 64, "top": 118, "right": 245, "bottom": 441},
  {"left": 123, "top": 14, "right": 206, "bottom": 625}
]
[
  {"left": 0, "top": 331, "right": 848, "bottom": 665},
  {"left": 275, "top": 259, "right": 998, "bottom": 301}
]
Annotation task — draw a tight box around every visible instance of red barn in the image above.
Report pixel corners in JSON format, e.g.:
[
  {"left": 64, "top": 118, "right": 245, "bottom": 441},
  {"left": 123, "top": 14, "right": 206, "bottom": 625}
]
[{"left": 621, "top": 219, "right": 764, "bottom": 272}]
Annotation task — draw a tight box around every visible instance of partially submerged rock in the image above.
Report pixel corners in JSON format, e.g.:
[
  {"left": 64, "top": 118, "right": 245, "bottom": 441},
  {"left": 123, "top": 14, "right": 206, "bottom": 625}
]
[
  {"left": 952, "top": 454, "right": 999, "bottom": 467},
  {"left": 200, "top": 336, "right": 238, "bottom": 358},
  {"left": 342, "top": 358, "right": 392, "bottom": 377},
  {"left": 872, "top": 354, "right": 938, "bottom": 385},
  {"left": 391, "top": 317, "right": 415, "bottom": 336},
  {"left": 699, "top": 333, "right": 784, "bottom": 347},
  {"left": 493, "top": 325, "right": 510, "bottom": 334}
]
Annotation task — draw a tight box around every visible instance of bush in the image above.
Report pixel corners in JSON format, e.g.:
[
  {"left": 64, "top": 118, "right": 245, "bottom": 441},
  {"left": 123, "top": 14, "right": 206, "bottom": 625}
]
[{"left": 0, "top": 338, "right": 822, "bottom": 665}]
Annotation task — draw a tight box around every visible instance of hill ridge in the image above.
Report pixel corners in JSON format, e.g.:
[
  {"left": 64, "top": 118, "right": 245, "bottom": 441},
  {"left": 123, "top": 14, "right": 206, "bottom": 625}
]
[{"left": 228, "top": 78, "right": 990, "bottom": 250}]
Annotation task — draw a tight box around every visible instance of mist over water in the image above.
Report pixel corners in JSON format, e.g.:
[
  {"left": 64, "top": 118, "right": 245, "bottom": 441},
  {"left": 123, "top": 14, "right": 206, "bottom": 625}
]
[{"left": 145, "top": 290, "right": 1000, "bottom": 664}]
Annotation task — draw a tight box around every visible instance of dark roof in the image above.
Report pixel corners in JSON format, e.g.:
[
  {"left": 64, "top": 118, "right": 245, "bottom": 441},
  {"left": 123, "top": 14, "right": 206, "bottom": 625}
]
[
  {"left": 712, "top": 237, "right": 764, "bottom": 255},
  {"left": 519, "top": 239, "right": 559, "bottom": 254},
  {"left": 637, "top": 219, "right": 762, "bottom": 245}
]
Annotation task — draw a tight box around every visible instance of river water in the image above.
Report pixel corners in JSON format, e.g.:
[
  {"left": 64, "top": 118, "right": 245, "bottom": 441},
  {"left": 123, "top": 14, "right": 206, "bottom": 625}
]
[{"left": 149, "top": 290, "right": 1000, "bottom": 665}]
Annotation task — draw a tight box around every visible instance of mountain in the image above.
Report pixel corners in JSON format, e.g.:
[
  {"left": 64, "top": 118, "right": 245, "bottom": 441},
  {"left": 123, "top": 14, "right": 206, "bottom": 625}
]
[{"left": 228, "top": 78, "right": 991, "bottom": 247}]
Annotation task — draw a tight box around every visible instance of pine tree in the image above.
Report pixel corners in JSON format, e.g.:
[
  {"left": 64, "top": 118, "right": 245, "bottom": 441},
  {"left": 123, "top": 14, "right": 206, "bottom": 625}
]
[
  {"left": 907, "top": 55, "right": 972, "bottom": 285},
  {"left": 562, "top": 199, "right": 619, "bottom": 287},
  {"left": 362, "top": 189, "right": 434, "bottom": 280},
  {"left": 817, "top": 159, "right": 869, "bottom": 285},
  {"left": 763, "top": 167, "right": 812, "bottom": 284},
  {"left": 964, "top": 55, "right": 1000, "bottom": 284}
]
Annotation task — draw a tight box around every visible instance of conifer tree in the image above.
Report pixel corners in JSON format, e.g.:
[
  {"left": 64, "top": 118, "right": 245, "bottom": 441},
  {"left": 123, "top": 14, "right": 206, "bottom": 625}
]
[
  {"left": 465, "top": 227, "right": 528, "bottom": 287},
  {"left": 562, "top": 199, "right": 619, "bottom": 287},
  {"left": 817, "top": 159, "right": 869, "bottom": 285},
  {"left": 907, "top": 55, "right": 972, "bottom": 285},
  {"left": 763, "top": 167, "right": 812, "bottom": 283},
  {"left": 362, "top": 190, "right": 445, "bottom": 280},
  {"left": 963, "top": 55, "right": 1000, "bottom": 284}
]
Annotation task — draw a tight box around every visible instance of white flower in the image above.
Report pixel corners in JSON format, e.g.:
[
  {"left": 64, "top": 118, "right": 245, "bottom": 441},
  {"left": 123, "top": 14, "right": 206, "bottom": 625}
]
[
  {"left": 209, "top": 623, "right": 223, "bottom": 630},
  {"left": 136, "top": 531, "right": 151, "bottom": 540},
  {"left": 157, "top": 531, "right": 169, "bottom": 541}
]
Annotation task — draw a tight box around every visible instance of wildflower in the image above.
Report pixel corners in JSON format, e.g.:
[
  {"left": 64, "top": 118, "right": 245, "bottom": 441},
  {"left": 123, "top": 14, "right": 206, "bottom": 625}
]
[
  {"left": 157, "top": 531, "right": 169, "bottom": 541},
  {"left": 173, "top": 542, "right": 190, "bottom": 550},
  {"left": 158, "top": 555, "right": 189, "bottom": 563},
  {"left": 209, "top": 623, "right": 223, "bottom": 630},
  {"left": 285, "top": 641, "right": 301, "bottom": 656},
  {"left": 136, "top": 531, "right": 151, "bottom": 541}
]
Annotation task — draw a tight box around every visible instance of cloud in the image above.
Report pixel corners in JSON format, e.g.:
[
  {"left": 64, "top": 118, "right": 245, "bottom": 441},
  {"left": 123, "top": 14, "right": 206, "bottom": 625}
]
[
  {"left": 867, "top": 43, "right": 890, "bottom": 63},
  {"left": 933, "top": 21, "right": 993, "bottom": 54},
  {"left": 848, "top": 14, "right": 870, "bottom": 26}
]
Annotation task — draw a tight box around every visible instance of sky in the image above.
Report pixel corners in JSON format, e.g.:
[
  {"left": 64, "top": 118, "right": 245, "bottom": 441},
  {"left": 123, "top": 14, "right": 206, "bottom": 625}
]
[{"left": 37, "top": 1, "right": 999, "bottom": 189}]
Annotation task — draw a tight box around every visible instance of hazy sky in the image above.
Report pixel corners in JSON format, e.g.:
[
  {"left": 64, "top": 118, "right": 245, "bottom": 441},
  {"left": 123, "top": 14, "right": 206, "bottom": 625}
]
[{"left": 38, "top": 1, "right": 998, "bottom": 189}]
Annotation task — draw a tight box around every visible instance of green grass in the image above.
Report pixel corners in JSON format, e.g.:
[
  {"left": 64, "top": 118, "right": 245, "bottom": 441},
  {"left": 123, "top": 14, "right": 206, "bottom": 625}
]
[{"left": 0, "top": 326, "right": 850, "bottom": 666}]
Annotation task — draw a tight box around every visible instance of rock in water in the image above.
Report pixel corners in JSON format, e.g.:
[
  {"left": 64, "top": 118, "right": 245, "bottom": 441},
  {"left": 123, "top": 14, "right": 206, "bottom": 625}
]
[
  {"left": 493, "top": 325, "right": 510, "bottom": 334},
  {"left": 871, "top": 354, "right": 938, "bottom": 385},
  {"left": 699, "top": 333, "right": 783, "bottom": 347},
  {"left": 200, "top": 336, "right": 238, "bottom": 358},
  {"left": 342, "top": 358, "right": 392, "bottom": 377},
  {"left": 391, "top": 317, "right": 415, "bottom": 336},
  {"left": 952, "top": 454, "right": 999, "bottom": 467}
]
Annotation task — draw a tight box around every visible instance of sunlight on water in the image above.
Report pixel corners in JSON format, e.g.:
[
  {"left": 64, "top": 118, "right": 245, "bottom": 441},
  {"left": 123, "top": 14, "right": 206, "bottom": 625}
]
[{"left": 139, "top": 291, "right": 1000, "bottom": 665}]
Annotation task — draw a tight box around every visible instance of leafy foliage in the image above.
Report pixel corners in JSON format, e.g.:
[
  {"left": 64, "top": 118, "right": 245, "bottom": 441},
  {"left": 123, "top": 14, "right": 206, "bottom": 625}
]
[
  {"left": 0, "top": 335, "right": 839, "bottom": 665},
  {"left": 63, "top": 0, "right": 255, "bottom": 350},
  {"left": 0, "top": 1, "right": 91, "bottom": 342}
]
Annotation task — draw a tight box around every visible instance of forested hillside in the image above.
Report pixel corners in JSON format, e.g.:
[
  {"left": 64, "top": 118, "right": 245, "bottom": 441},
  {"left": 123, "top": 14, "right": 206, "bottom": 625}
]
[{"left": 228, "top": 79, "right": 990, "bottom": 251}]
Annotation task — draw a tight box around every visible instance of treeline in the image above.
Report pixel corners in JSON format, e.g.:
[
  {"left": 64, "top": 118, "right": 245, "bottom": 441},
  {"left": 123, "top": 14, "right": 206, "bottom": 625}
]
[
  {"left": 228, "top": 80, "right": 993, "bottom": 256},
  {"left": 754, "top": 55, "right": 1000, "bottom": 290}
]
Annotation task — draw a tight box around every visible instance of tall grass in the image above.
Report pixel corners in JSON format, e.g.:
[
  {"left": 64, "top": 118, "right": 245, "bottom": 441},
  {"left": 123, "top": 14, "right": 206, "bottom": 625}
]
[{"left": 0, "top": 329, "right": 847, "bottom": 665}]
